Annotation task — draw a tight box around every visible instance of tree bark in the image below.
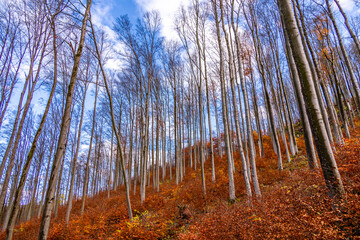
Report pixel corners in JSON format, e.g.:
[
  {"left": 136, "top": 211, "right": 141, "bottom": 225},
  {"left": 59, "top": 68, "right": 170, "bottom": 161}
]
[
  {"left": 38, "top": 1, "right": 92, "bottom": 239},
  {"left": 5, "top": 15, "right": 58, "bottom": 235},
  {"left": 278, "top": 0, "right": 345, "bottom": 199},
  {"left": 65, "top": 80, "right": 88, "bottom": 223},
  {"left": 283, "top": 27, "right": 318, "bottom": 169},
  {"left": 326, "top": 0, "right": 360, "bottom": 114},
  {"left": 89, "top": 16, "right": 132, "bottom": 219},
  {"left": 212, "top": 0, "right": 236, "bottom": 202},
  {"left": 333, "top": 0, "right": 360, "bottom": 56}
]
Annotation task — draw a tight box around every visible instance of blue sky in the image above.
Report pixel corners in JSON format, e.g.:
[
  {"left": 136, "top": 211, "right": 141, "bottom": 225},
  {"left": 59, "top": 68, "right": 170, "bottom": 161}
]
[
  {"left": 91, "top": 0, "right": 359, "bottom": 52},
  {"left": 93, "top": 0, "right": 140, "bottom": 25},
  {"left": 92, "top": 0, "right": 193, "bottom": 41},
  {"left": 4, "top": 0, "right": 189, "bottom": 121},
  {"left": 2, "top": 0, "right": 359, "bottom": 133}
]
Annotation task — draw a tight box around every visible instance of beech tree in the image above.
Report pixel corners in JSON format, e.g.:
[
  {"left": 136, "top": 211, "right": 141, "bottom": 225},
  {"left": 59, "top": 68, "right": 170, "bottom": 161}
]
[
  {"left": 38, "top": 1, "right": 92, "bottom": 238},
  {"left": 211, "top": 0, "right": 237, "bottom": 202},
  {"left": 1, "top": 0, "right": 358, "bottom": 237},
  {"left": 277, "top": 0, "right": 345, "bottom": 199}
]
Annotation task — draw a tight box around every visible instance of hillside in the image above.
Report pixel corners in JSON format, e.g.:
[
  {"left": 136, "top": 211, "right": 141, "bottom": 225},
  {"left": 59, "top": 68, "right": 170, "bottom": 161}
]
[
  {"left": 2, "top": 0, "right": 360, "bottom": 239},
  {"left": 3, "top": 125, "right": 360, "bottom": 240}
]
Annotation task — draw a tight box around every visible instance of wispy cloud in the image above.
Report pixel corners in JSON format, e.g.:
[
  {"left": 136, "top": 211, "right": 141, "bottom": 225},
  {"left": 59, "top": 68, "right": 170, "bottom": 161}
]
[
  {"left": 134, "top": 0, "right": 192, "bottom": 40},
  {"left": 337, "top": 0, "right": 355, "bottom": 11},
  {"left": 92, "top": 1, "right": 123, "bottom": 70}
]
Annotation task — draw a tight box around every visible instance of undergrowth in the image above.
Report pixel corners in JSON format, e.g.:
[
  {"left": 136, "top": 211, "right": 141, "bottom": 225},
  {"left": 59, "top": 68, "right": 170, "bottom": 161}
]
[{"left": 2, "top": 127, "right": 360, "bottom": 240}]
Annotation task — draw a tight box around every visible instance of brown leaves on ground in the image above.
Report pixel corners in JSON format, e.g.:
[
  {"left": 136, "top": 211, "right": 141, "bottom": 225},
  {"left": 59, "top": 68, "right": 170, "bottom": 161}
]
[{"left": 2, "top": 127, "right": 360, "bottom": 240}]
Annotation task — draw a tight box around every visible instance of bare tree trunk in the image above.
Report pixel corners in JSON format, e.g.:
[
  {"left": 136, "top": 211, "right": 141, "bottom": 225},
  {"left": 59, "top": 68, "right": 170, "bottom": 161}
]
[
  {"left": 250, "top": 68, "right": 264, "bottom": 157},
  {"left": 155, "top": 102, "right": 160, "bottom": 192},
  {"left": 140, "top": 88, "right": 151, "bottom": 204},
  {"left": 223, "top": 1, "right": 254, "bottom": 198},
  {"left": 198, "top": 85, "right": 206, "bottom": 196},
  {"left": 162, "top": 106, "right": 167, "bottom": 181},
  {"left": 65, "top": 81, "right": 88, "bottom": 223},
  {"left": 212, "top": 87, "right": 223, "bottom": 158},
  {"left": 259, "top": 54, "right": 283, "bottom": 170},
  {"left": 54, "top": 144, "right": 67, "bottom": 218},
  {"left": 174, "top": 78, "right": 178, "bottom": 185},
  {"left": 292, "top": 0, "right": 333, "bottom": 143},
  {"left": 168, "top": 97, "right": 173, "bottom": 180},
  {"left": 89, "top": 17, "right": 132, "bottom": 219},
  {"left": 0, "top": 80, "right": 26, "bottom": 182},
  {"left": 133, "top": 124, "right": 139, "bottom": 195},
  {"left": 108, "top": 126, "right": 114, "bottom": 197},
  {"left": 126, "top": 105, "right": 133, "bottom": 194},
  {"left": 326, "top": 0, "right": 360, "bottom": 114},
  {"left": 293, "top": 0, "right": 343, "bottom": 144},
  {"left": 333, "top": 0, "right": 360, "bottom": 56},
  {"left": 193, "top": 6, "right": 206, "bottom": 195},
  {"left": 265, "top": 56, "right": 291, "bottom": 163},
  {"left": 151, "top": 104, "right": 155, "bottom": 189},
  {"left": 244, "top": 3, "right": 283, "bottom": 170},
  {"left": 3, "top": 150, "right": 24, "bottom": 232},
  {"left": 278, "top": 0, "right": 345, "bottom": 199},
  {"left": 283, "top": 18, "right": 318, "bottom": 169},
  {"left": 327, "top": 57, "right": 351, "bottom": 138},
  {"left": 38, "top": 139, "right": 54, "bottom": 218},
  {"left": 38, "top": 2, "right": 92, "bottom": 238},
  {"left": 212, "top": 0, "right": 236, "bottom": 202},
  {"left": 81, "top": 67, "right": 99, "bottom": 214},
  {"left": 204, "top": 54, "right": 215, "bottom": 183},
  {"left": 179, "top": 102, "right": 184, "bottom": 182},
  {"left": 5, "top": 13, "right": 59, "bottom": 233},
  {"left": 0, "top": 35, "right": 49, "bottom": 211}
]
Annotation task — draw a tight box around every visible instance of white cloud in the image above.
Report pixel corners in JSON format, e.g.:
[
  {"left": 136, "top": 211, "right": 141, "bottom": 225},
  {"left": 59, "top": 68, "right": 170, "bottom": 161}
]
[
  {"left": 337, "top": 0, "right": 355, "bottom": 11},
  {"left": 92, "top": 1, "right": 115, "bottom": 26},
  {"left": 92, "top": 1, "right": 117, "bottom": 40},
  {"left": 92, "top": 1, "right": 124, "bottom": 71},
  {"left": 134, "top": 0, "right": 192, "bottom": 40}
]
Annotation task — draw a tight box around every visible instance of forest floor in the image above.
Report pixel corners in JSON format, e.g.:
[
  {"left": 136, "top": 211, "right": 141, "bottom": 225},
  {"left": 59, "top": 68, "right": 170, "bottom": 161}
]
[{"left": 3, "top": 123, "right": 360, "bottom": 239}]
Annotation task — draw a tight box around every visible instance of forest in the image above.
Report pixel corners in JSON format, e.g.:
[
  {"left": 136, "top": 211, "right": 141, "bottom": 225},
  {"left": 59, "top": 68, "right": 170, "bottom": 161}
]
[{"left": 0, "top": 0, "right": 359, "bottom": 239}]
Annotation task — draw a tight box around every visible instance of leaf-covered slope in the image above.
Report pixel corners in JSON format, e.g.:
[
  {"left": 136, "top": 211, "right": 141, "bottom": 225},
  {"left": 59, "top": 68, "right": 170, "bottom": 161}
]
[{"left": 3, "top": 126, "right": 360, "bottom": 240}]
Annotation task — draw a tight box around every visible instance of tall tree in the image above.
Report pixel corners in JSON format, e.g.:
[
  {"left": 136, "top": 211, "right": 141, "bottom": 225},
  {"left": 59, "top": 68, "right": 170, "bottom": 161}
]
[
  {"left": 90, "top": 16, "right": 133, "bottom": 219},
  {"left": 277, "top": 0, "right": 345, "bottom": 200},
  {"left": 211, "top": 0, "right": 236, "bottom": 202},
  {"left": 38, "top": 1, "right": 92, "bottom": 239},
  {"left": 4, "top": 2, "right": 64, "bottom": 238}
]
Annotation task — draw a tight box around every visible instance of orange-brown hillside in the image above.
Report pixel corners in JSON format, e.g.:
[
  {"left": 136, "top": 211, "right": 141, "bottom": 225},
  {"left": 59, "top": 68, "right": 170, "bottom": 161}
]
[{"left": 2, "top": 125, "right": 360, "bottom": 239}]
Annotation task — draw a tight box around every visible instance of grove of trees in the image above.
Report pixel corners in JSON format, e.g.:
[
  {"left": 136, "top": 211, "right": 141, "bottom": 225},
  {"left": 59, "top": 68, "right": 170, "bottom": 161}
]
[{"left": 0, "top": 0, "right": 359, "bottom": 239}]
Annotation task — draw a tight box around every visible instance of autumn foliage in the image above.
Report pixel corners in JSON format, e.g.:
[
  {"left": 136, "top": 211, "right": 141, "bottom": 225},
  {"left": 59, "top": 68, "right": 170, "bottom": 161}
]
[{"left": 2, "top": 127, "right": 360, "bottom": 239}]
